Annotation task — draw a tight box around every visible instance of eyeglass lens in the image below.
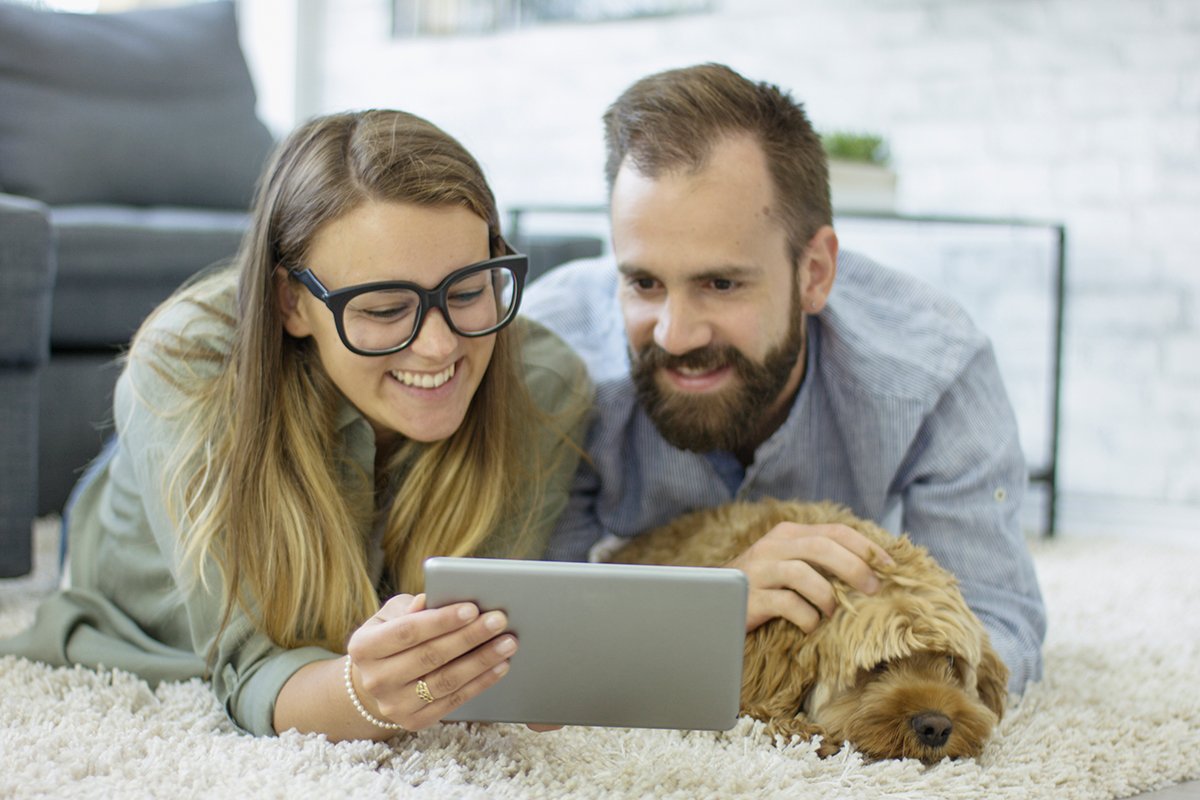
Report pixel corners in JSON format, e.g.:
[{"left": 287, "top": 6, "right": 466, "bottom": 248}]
[{"left": 341, "top": 266, "right": 518, "bottom": 353}]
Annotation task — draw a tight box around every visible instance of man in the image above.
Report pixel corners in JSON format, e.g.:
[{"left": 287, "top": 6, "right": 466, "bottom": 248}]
[{"left": 523, "top": 63, "right": 1045, "bottom": 691}]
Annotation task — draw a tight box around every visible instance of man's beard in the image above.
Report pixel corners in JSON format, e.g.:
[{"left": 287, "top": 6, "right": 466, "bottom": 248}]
[{"left": 630, "top": 299, "right": 807, "bottom": 455}]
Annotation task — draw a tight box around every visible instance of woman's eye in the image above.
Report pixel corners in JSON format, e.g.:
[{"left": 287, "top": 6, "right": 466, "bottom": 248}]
[
  {"left": 449, "top": 288, "right": 485, "bottom": 306},
  {"left": 362, "top": 304, "right": 413, "bottom": 321}
]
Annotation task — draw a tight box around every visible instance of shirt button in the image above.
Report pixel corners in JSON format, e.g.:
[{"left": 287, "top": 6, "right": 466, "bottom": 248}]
[{"left": 994, "top": 487, "right": 1007, "bottom": 502}]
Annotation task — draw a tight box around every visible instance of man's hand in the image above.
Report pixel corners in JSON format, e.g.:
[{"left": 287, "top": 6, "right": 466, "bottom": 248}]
[{"left": 726, "top": 521, "right": 894, "bottom": 633}]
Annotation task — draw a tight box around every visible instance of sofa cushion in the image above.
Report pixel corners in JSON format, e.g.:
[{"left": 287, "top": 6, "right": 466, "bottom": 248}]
[
  {"left": 49, "top": 205, "right": 248, "bottom": 346},
  {"left": 0, "top": 193, "right": 55, "bottom": 366},
  {"left": 0, "top": 0, "right": 273, "bottom": 209},
  {"left": 0, "top": 368, "right": 37, "bottom": 576}
]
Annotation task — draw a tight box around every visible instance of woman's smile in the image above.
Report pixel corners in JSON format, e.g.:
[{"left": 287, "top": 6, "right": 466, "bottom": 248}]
[{"left": 390, "top": 360, "right": 457, "bottom": 390}]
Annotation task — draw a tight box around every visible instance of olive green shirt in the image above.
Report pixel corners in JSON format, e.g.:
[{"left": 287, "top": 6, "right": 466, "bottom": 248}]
[{"left": 0, "top": 269, "right": 591, "bottom": 736}]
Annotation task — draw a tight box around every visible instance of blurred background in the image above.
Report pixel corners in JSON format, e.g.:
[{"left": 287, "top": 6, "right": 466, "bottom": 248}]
[{"left": 13, "top": 0, "right": 1200, "bottom": 539}]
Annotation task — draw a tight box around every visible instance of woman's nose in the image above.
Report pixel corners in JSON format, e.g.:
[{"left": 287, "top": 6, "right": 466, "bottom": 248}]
[{"left": 408, "top": 308, "right": 458, "bottom": 360}]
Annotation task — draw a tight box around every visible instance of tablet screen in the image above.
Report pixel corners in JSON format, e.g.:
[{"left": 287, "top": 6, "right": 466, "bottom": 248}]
[{"left": 424, "top": 557, "right": 748, "bottom": 730}]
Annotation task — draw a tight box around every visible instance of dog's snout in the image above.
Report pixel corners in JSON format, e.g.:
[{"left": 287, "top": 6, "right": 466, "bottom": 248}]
[{"left": 910, "top": 712, "right": 953, "bottom": 748}]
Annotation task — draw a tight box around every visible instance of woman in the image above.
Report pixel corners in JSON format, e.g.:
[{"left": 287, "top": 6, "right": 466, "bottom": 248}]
[{"left": 0, "top": 110, "right": 590, "bottom": 740}]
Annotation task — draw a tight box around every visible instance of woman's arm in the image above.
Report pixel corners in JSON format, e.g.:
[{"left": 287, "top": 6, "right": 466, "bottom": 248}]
[
  {"left": 274, "top": 594, "right": 517, "bottom": 740},
  {"left": 110, "top": 283, "right": 515, "bottom": 738}
]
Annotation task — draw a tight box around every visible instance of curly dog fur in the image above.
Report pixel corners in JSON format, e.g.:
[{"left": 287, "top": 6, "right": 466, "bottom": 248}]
[{"left": 607, "top": 499, "right": 1009, "bottom": 763}]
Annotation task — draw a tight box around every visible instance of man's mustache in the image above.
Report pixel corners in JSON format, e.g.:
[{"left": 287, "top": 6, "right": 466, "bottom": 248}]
[{"left": 633, "top": 343, "right": 744, "bottom": 373}]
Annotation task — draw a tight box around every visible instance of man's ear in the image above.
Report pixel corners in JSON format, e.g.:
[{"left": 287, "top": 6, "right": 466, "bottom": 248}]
[
  {"left": 273, "top": 266, "right": 313, "bottom": 338},
  {"left": 800, "top": 225, "right": 838, "bottom": 313}
]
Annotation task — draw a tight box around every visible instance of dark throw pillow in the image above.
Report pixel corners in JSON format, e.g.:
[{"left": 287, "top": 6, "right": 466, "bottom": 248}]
[{"left": 0, "top": 0, "right": 274, "bottom": 208}]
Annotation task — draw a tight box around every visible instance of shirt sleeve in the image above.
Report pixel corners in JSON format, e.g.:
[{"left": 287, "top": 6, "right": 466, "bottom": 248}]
[
  {"left": 897, "top": 340, "right": 1047, "bottom": 692},
  {"left": 109, "top": 308, "right": 337, "bottom": 737},
  {"left": 543, "top": 426, "right": 606, "bottom": 562}
]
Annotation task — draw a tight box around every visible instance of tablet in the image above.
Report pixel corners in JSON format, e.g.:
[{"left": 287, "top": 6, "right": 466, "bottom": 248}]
[{"left": 423, "top": 557, "right": 748, "bottom": 730}]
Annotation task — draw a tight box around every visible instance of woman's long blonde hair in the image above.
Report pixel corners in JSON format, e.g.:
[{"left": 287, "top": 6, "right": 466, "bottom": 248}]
[{"left": 135, "top": 110, "right": 555, "bottom": 653}]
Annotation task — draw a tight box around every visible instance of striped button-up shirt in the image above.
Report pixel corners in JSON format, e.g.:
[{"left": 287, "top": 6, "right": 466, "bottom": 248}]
[{"left": 523, "top": 249, "right": 1046, "bottom": 692}]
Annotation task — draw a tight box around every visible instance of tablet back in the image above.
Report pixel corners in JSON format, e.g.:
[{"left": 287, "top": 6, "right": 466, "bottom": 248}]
[{"left": 424, "top": 557, "right": 748, "bottom": 730}]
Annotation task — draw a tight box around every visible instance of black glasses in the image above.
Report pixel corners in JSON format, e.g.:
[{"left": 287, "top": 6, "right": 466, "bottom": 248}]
[{"left": 289, "top": 254, "right": 527, "bottom": 356}]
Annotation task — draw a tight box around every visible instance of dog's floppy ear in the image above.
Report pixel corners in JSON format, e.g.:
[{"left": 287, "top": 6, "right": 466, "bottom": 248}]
[
  {"left": 976, "top": 639, "right": 1010, "bottom": 720},
  {"left": 740, "top": 619, "right": 819, "bottom": 722}
]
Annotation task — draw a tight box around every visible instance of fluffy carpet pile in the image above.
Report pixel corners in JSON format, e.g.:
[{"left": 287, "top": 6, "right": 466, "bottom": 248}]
[{"left": 1, "top": 521, "right": 1197, "bottom": 799}]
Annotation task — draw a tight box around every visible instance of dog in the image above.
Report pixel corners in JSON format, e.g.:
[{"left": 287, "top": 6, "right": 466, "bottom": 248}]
[{"left": 605, "top": 499, "right": 1009, "bottom": 764}]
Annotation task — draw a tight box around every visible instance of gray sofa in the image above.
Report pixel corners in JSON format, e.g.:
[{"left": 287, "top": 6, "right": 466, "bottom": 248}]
[
  {"left": 0, "top": 0, "right": 271, "bottom": 576},
  {"left": 0, "top": 193, "right": 55, "bottom": 577}
]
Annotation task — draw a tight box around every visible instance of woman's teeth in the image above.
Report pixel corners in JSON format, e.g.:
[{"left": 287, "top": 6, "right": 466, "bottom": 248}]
[{"left": 392, "top": 362, "right": 455, "bottom": 388}]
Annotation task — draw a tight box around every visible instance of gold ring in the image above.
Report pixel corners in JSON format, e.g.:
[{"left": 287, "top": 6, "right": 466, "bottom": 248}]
[{"left": 415, "top": 679, "right": 435, "bottom": 704}]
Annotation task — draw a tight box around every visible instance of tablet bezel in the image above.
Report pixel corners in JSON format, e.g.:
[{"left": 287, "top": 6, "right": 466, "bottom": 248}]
[{"left": 423, "top": 557, "right": 748, "bottom": 730}]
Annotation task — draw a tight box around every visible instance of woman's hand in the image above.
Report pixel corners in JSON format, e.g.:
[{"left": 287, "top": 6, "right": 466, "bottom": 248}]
[
  {"left": 345, "top": 592, "right": 517, "bottom": 731},
  {"left": 726, "top": 521, "right": 894, "bottom": 634}
]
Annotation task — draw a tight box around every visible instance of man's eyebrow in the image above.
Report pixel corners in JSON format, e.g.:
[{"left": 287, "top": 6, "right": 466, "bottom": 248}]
[
  {"left": 617, "top": 263, "right": 762, "bottom": 282},
  {"left": 690, "top": 265, "right": 761, "bottom": 282}
]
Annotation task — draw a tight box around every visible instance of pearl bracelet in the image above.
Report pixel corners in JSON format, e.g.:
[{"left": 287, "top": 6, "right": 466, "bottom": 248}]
[{"left": 343, "top": 654, "right": 406, "bottom": 731}]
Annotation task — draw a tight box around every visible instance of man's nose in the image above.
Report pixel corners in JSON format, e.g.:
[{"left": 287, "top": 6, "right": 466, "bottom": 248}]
[{"left": 653, "top": 297, "right": 712, "bottom": 355}]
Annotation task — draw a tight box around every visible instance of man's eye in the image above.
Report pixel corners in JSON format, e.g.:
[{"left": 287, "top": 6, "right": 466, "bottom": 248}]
[
  {"left": 631, "top": 277, "right": 658, "bottom": 291},
  {"left": 710, "top": 278, "right": 737, "bottom": 291}
]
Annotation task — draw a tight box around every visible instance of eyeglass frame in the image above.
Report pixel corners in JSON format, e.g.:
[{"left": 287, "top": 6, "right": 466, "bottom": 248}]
[{"left": 287, "top": 251, "right": 528, "bottom": 357}]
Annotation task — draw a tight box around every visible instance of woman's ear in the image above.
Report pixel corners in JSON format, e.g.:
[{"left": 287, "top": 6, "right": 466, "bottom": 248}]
[
  {"left": 273, "top": 267, "right": 313, "bottom": 338},
  {"left": 800, "top": 225, "right": 838, "bottom": 313}
]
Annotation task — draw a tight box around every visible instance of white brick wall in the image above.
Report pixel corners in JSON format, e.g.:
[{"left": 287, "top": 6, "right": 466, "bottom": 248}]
[{"left": 282, "top": 0, "right": 1200, "bottom": 517}]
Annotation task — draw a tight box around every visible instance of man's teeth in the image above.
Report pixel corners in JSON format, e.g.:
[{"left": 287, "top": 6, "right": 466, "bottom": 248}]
[
  {"left": 675, "top": 365, "right": 713, "bottom": 376},
  {"left": 393, "top": 363, "right": 455, "bottom": 388}
]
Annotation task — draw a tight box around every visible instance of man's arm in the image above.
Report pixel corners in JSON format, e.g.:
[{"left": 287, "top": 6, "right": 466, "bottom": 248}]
[
  {"left": 898, "top": 342, "right": 1047, "bottom": 692},
  {"left": 543, "top": 442, "right": 607, "bottom": 562}
]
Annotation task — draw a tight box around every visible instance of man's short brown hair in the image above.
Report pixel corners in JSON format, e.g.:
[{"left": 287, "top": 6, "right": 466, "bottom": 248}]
[{"left": 603, "top": 63, "right": 831, "bottom": 259}]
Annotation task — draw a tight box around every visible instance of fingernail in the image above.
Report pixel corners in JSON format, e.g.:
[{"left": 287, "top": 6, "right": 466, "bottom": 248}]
[
  {"left": 458, "top": 604, "right": 478, "bottom": 622},
  {"left": 493, "top": 661, "right": 510, "bottom": 676},
  {"left": 495, "top": 636, "right": 516, "bottom": 655},
  {"left": 484, "top": 611, "right": 507, "bottom": 631}
]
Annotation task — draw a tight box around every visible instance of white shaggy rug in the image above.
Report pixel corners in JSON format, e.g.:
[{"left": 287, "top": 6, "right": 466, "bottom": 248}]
[{"left": 2, "top": 519, "right": 1198, "bottom": 800}]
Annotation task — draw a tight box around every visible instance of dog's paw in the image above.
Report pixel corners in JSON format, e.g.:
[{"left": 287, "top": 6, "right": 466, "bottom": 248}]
[
  {"left": 814, "top": 736, "right": 845, "bottom": 758},
  {"left": 756, "top": 715, "right": 848, "bottom": 759},
  {"left": 757, "top": 711, "right": 832, "bottom": 751}
]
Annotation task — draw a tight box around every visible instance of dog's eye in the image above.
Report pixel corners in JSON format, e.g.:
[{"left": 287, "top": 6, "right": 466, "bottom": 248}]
[
  {"left": 870, "top": 661, "right": 890, "bottom": 675},
  {"left": 946, "top": 654, "right": 956, "bottom": 670}
]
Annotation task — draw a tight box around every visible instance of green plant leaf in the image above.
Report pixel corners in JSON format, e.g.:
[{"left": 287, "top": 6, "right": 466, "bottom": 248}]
[{"left": 821, "top": 131, "right": 889, "bottom": 166}]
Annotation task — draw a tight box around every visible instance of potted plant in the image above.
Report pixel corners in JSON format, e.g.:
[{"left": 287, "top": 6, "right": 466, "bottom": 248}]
[{"left": 822, "top": 131, "right": 897, "bottom": 214}]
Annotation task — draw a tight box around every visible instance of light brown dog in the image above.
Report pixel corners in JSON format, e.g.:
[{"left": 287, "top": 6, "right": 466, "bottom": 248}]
[{"left": 607, "top": 499, "right": 1008, "bottom": 764}]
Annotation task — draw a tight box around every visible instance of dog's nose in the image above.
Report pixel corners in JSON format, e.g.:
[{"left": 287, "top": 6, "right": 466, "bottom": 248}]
[{"left": 910, "top": 712, "right": 953, "bottom": 748}]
